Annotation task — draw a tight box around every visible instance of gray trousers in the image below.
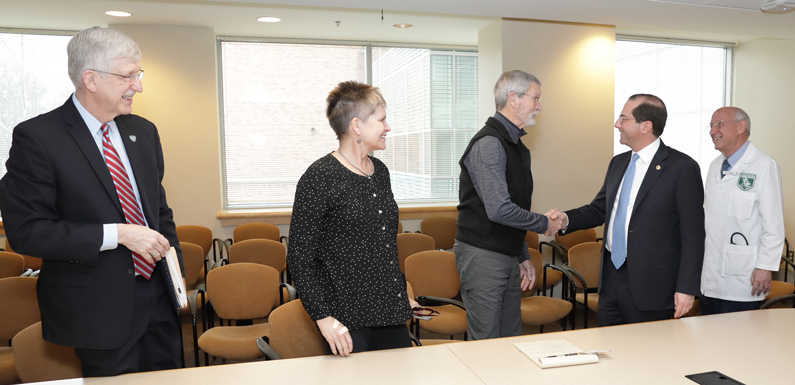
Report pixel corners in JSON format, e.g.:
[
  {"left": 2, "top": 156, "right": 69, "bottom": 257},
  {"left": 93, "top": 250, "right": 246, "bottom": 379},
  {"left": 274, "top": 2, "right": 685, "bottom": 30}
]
[{"left": 454, "top": 240, "right": 521, "bottom": 341}]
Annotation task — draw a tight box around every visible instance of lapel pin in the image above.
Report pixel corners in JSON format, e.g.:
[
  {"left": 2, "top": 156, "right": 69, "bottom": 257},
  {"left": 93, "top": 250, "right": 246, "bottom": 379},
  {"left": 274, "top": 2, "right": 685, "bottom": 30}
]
[
  {"left": 656, "top": 165, "right": 661, "bottom": 170},
  {"left": 129, "top": 135, "right": 137, "bottom": 143}
]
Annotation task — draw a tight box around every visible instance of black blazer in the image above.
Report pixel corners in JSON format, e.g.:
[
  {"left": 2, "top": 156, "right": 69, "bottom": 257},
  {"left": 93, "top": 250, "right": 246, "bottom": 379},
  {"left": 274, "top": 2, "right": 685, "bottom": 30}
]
[
  {"left": 0, "top": 97, "right": 182, "bottom": 350},
  {"left": 564, "top": 140, "right": 705, "bottom": 312}
]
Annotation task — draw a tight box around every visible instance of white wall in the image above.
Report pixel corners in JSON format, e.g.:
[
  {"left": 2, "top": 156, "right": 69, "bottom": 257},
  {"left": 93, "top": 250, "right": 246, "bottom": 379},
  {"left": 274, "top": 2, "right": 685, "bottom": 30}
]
[{"left": 734, "top": 38, "right": 795, "bottom": 245}]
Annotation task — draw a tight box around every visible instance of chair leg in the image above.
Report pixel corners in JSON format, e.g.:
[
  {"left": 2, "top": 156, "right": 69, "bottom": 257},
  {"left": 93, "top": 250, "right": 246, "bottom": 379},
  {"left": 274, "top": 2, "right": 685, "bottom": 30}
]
[{"left": 192, "top": 314, "right": 200, "bottom": 367}]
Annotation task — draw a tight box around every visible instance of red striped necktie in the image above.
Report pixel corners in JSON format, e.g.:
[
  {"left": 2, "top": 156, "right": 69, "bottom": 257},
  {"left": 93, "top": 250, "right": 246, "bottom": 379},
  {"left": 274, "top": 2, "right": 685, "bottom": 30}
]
[{"left": 101, "top": 124, "right": 154, "bottom": 279}]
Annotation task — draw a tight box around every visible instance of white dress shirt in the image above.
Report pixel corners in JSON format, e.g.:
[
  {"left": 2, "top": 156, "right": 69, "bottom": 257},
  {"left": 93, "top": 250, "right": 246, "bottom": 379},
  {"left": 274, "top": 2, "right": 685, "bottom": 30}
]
[{"left": 605, "top": 138, "right": 661, "bottom": 252}]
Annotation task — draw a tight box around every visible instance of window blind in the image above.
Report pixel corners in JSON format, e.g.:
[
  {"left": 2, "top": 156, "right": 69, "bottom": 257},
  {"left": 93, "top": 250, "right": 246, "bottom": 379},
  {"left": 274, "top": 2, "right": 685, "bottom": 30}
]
[{"left": 0, "top": 32, "right": 73, "bottom": 177}]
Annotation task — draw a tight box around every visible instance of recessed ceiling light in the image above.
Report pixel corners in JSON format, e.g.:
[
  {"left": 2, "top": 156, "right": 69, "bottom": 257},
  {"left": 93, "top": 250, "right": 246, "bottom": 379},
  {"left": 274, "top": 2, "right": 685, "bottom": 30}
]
[
  {"left": 257, "top": 17, "right": 281, "bottom": 23},
  {"left": 393, "top": 23, "right": 413, "bottom": 29},
  {"left": 105, "top": 11, "right": 132, "bottom": 18}
]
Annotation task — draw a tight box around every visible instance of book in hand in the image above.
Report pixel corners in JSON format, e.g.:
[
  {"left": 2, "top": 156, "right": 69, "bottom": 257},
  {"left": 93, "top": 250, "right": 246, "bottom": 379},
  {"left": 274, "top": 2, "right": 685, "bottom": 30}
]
[
  {"left": 514, "top": 339, "right": 603, "bottom": 369},
  {"left": 162, "top": 246, "right": 188, "bottom": 310}
]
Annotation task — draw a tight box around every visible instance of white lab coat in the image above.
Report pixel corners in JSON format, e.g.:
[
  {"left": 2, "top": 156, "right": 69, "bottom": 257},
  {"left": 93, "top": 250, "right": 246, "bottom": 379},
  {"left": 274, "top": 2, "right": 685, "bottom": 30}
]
[{"left": 701, "top": 142, "right": 785, "bottom": 302}]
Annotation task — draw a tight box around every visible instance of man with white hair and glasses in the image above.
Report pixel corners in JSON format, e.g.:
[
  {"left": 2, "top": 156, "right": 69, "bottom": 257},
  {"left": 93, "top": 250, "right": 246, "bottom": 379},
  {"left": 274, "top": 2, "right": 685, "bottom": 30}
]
[
  {"left": 0, "top": 26, "right": 182, "bottom": 376},
  {"left": 700, "top": 107, "right": 784, "bottom": 314}
]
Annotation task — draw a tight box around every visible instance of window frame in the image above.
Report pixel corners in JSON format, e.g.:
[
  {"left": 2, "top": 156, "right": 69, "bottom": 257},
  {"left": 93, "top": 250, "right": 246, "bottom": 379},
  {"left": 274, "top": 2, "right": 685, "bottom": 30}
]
[{"left": 216, "top": 36, "right": 478, "bottom": 210}]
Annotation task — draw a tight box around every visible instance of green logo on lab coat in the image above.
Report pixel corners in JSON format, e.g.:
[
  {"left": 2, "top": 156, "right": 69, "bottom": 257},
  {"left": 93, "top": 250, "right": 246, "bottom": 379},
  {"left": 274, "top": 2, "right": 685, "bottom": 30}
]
[{"left": 738, "top": 173, "right": 756, "bottom": 191}]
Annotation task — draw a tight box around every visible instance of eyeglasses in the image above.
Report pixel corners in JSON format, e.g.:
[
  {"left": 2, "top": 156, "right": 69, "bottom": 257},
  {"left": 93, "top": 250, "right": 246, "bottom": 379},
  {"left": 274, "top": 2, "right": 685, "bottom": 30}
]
[
  {"left": 516, "top": 93, "right": 541, "bottom": 104},
  {"left": 90, "top": 69, "right": 144, "bottom": 84},
  {"left": 618, "top": 115, "right": 647, "bottom": 125},
  {"left": 412, "top": 307, "right": 439, "bottom": 317},
  {"left": 708, "top": 120, "right": 740, "bottom": 129}
]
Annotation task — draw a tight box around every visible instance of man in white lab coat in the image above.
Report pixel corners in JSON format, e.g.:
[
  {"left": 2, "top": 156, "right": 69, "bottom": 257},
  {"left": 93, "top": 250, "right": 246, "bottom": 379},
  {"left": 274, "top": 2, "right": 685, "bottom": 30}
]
[{"left": 701, "top": 107, "right": 785, "bottom": 314}]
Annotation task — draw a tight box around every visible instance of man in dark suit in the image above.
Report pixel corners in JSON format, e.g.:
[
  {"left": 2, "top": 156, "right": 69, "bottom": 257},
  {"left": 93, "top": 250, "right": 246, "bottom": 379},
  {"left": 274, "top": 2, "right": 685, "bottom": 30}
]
[
  {"left": 0, "top": 26, "right": 183, "bottom": 376},
  {"left": 553, "top": 94, "right": 705, "bottom": 326}
]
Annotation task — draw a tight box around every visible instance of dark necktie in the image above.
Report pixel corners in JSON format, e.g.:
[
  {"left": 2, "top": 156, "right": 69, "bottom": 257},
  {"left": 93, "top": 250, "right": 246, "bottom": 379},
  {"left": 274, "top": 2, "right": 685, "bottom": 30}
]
[
  {"left": 721, "top": 159, "right": 730, "bottom": 179},
  {"left": 101, "top": 124, "right": 154, "bottom": 279}
]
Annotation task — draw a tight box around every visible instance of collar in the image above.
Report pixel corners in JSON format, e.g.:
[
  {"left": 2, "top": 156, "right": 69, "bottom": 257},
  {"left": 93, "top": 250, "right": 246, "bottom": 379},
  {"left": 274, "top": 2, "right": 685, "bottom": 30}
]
[
  {"left": 633, "top": 137, "right": 661, "bottom": 164},
  {"left": 725, "top": 140, "right": 750, "bottom": 168},
  {"left": 72, "top": 93, "right": 114, "bottom": 134},
  {"left": 493, "top": 111, "right": 526, "bottom": 144}
]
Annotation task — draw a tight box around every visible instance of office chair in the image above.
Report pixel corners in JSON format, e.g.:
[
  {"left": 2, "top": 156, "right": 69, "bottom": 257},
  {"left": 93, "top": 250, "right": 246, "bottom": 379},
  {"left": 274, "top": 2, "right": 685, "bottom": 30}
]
[
  {"left": 405, "top": 250, "right": 467, "bottom": 340},
  {"left": 526, "top": 231, "right": 562, "bottom": 293},
  {"left": 562, "top": 241, "right": 602, "bottom": 328},
  {"left": 420, "top": 217, "right": 458, "bottom": 250},
  {"left": 198, "top": 263, "right": 280, "bottom": 365},
  {"left": 540, "top": 228, "right": 598, "bottom": 265},
  {"left": 257, "top": 299, "right": 327, "bottom": 360},
  {"left": 11, "top": 322, "right": 82, "bottom": 383},
  {"left": 178, "top": 242, "right": 207, "bottom": 367},
  {"left": 396, "top": 233, "right": 436, "bottom": 274},
  {"left": 0, "top": 276, "right": 40, "bottom": 385},
  {"left": 0, "top": 252, "right": 25, "bottom": 279},
  {"left": 405, "top": 282, "right": 465, "bottom": 347},
  {"left": 520, "top": 248, "right": 576, "bottom": 333}
]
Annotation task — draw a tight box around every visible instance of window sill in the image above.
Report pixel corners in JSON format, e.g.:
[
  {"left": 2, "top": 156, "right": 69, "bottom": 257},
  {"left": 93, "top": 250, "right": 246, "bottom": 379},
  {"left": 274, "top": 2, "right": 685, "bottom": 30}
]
[{"left": 217, "top": 206, "right": 458, "bottom": 227}]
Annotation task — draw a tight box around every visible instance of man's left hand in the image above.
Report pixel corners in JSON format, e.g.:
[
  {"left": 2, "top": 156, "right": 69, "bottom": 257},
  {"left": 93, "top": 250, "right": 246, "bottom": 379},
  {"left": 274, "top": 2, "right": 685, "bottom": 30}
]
[
  {"left": 673, "top": 292, "right": 694, "bottom": 318},
  {"left": 750, "top": 268, "right": 773, "bottom": 296},
  {"left": 519, "top": 260, "right": 536, "bottom": 291}
]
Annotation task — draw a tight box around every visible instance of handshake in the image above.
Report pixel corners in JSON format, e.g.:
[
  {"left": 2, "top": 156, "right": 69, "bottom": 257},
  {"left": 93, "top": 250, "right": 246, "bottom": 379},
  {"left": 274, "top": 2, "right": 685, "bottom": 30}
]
[{"left": 543, "top": 209, "right": 567, "bottom": 237}]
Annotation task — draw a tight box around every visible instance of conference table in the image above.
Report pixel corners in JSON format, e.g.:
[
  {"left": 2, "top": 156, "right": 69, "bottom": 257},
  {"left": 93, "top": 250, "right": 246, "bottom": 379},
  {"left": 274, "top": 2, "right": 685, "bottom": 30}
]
[{"left": 34, "top": 309, "right": 794, "bottom": 385}]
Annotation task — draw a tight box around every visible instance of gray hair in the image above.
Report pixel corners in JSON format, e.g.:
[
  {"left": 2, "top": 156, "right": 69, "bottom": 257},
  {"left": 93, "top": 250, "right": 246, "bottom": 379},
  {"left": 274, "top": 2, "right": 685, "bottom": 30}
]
[
  {"left": 493, "top": 70, "right": 541, "bottom": 110},
  {"left": 67, "top": 26, "right": 141, "bottom": 89},
  {"left": 733, "top": 107, "right": 751, "bottom": 137}
]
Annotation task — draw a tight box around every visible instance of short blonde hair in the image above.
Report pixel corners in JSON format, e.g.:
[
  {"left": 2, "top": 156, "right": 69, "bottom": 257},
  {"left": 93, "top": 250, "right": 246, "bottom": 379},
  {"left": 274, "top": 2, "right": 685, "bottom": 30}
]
[{"left": 326, "top": 81, "right": 386, "bottom": 139}]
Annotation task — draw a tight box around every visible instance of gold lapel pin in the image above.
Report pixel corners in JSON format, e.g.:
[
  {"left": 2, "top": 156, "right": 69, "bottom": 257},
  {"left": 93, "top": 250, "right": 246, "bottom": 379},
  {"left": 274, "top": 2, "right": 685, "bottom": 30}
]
[{"left": 655, "top": 165, "right": 661, "bottom": 170}]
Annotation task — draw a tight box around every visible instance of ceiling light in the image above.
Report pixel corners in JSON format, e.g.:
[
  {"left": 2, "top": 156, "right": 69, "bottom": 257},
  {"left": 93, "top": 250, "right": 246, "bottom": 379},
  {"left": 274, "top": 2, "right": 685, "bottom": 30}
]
[
  {"left": 105, "top": 11, "right": 132, "bottom": 17},
  {"left": 393, "top": 23, "right": 413, "bottom": 29},
  {"left": 257, "top": 17, "right": 281, "bottom": 23}
]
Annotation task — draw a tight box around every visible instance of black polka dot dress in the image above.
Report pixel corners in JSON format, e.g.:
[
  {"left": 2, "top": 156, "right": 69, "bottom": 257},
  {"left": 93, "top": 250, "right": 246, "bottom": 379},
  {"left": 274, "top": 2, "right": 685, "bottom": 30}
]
[{"left": 287, "top": 153, "right": 412, "bottom": 331}]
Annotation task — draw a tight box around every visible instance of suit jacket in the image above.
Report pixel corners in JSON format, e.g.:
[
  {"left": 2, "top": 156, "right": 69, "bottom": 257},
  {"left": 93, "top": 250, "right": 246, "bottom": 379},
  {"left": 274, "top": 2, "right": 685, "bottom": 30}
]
[
  {"left": 0, "top": 97, "right": 182, "bottom": 350},
  {"left": 564, "top": 140, "right": 705, "bottom": 312}
]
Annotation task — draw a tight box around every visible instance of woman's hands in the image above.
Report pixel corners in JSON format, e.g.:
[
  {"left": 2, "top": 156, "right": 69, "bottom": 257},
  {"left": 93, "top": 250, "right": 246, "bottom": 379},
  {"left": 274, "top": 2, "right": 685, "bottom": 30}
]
[{"left": 317, "top": 316, "right": 353, "bottom": 356}]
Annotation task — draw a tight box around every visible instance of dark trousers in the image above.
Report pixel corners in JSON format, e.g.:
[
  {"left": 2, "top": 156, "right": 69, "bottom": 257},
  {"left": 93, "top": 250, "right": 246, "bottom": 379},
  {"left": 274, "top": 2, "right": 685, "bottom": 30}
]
[
  {"left": 700, "top": 295, "right": 762, "bottom": 315},
  {"left": 324, "top": 324, "right": 412, "bottom": 355},
  {"left": 598, "top": 253, "right": 674, "bottom": 327},
  {"left": 74, "top": 272, "right": 182, "bottom": 377}
]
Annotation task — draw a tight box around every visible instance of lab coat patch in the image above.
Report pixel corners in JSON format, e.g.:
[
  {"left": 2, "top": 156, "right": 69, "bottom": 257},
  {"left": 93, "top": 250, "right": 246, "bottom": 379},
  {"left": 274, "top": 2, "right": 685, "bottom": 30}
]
[{"left": 737, "top": 173, "right": 756, "bottom": 191}]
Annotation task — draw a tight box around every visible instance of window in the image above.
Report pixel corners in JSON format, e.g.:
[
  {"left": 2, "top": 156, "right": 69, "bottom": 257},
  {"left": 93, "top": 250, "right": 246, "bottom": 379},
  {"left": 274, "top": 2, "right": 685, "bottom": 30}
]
[
  {"left": 614, "top": 39, "right": 733, "bottom": 180},
  {"left": 219, "top": 40, "right": 477, "bottom": 208},
  {"left": 0, "top": 31, "right": 74, "bottom": 177}
]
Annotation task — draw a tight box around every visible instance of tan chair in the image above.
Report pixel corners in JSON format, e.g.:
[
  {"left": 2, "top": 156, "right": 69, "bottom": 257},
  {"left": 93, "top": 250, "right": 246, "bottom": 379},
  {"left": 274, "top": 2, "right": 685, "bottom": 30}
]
[
  {"left": 525, "top": 231, "right": 539, "bottom": 250},
  {"left": 525, "top": 231, "right": 562, "bottom": 293},
  {"left": 11, "top": 322, "right": 82, "bottom": 383},
  {"left": 563, "top": 242, "right": 602, "bottom": 328},
  {"left": 233, "top": 222, "right": 281, "bottom": 243},
  {"left": 198, "top": 263, "right": 280, "bottom": 365},
  {"left": 261, "top": 299, "right": 327, "bottom": 359},
  {"left": 765, "top": 256, "right": 795, "bottom": 307},
  {"left": 0, "top": 252, "right": 25, "bottom": 279},
  {"left": 420, "top": 217, "right": 457, "bottom": 250},
  {"left": 0, "top": 276, "right": 40, "bottom": 385},
  {"left": 397, "top": 221, "right": 403, "bottom": 234},
  {"left": 396, "top": 233, "right": 435, "bottom": 274},
  {"left": 521, "top": 249, "right": 574, "bottom": 332},
  {"left": 228, "top": 239, "right": 286, "bottom": 274},
  {"left": 179, "top": 242, "right": 207, "bottom": 367},
  {"left": 4, "top": 240, "right": 41, "bottom": 271},
  {"left": 405, "top": 282, "right": 464, "bottom": 347},
  {"left": 541, "top": 228, "right": 598, "bottom": 265},
  {"left": 405, "top": 250, "right": 467, "bottom": 340},
  {"left": 177, "top": 225, "right": 213, "bottom": 259}
]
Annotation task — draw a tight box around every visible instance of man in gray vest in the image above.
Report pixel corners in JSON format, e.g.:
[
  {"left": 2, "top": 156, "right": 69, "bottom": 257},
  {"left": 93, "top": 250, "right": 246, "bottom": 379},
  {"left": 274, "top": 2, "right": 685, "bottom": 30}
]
[{"left": 455, "top": 70, "right": 563, "bottom": 340}]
